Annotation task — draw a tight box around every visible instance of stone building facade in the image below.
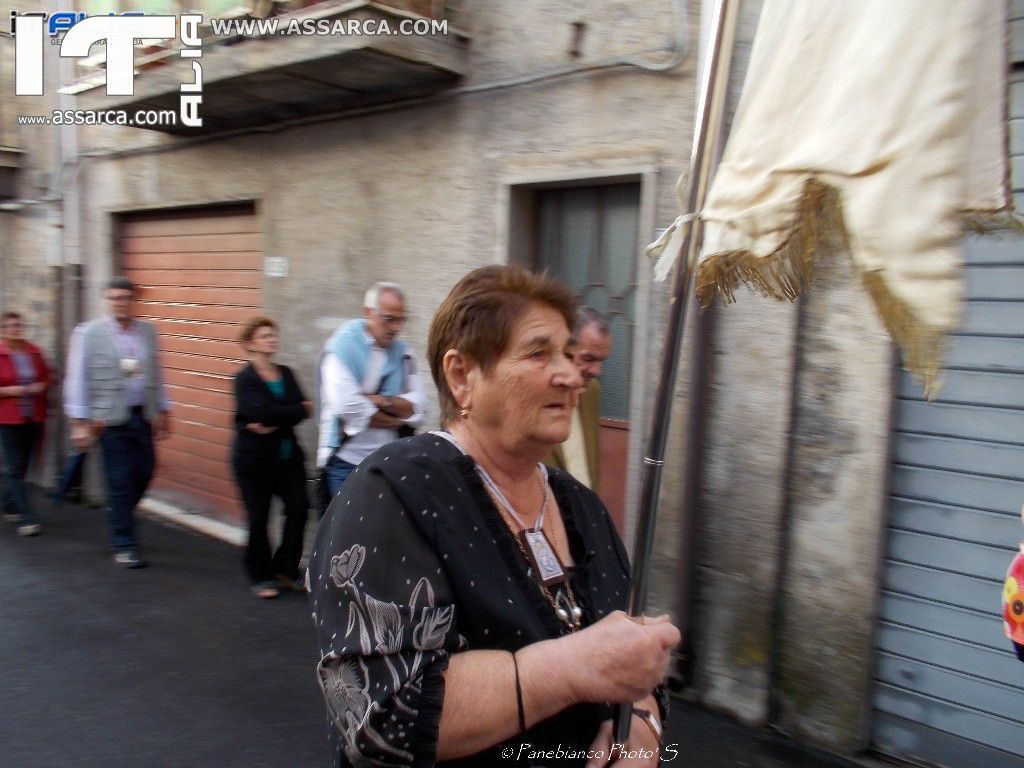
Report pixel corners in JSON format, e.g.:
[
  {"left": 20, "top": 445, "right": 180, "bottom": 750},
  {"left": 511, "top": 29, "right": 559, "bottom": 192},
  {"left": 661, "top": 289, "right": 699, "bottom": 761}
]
[{"left": 4, "top": 1, "right": 1022, "bottom": 765}]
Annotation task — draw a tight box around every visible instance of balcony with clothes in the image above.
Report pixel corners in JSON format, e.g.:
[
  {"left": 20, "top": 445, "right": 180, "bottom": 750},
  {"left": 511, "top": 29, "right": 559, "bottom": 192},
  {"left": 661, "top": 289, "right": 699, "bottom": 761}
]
[{"left": 69, "top": 0, "right": 472, "bottom": 135}]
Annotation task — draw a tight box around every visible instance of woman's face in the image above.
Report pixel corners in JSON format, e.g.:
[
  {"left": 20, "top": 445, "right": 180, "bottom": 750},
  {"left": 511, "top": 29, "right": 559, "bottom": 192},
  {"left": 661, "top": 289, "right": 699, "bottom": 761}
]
[
  {"left": 246, "top": 325, "right": 279, "bottom": 357},
  {"left": 1, "top": 316, "right": 24, "bottom": 344},
  {"left": 469, "top": 303, "right": 583, "bottom": 452}
]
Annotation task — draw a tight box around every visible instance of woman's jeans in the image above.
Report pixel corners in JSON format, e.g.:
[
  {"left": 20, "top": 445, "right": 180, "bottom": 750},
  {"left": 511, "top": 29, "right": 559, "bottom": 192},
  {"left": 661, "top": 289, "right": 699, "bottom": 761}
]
[{"left": 0, "top": 422, "right": 42, "bottom": 524}]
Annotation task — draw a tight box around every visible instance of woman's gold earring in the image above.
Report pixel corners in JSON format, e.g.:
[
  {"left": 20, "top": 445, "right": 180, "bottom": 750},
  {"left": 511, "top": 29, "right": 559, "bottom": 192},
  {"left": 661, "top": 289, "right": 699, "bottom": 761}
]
[{"left": 460, "top": 406, "right": 470, "bottom": 419}]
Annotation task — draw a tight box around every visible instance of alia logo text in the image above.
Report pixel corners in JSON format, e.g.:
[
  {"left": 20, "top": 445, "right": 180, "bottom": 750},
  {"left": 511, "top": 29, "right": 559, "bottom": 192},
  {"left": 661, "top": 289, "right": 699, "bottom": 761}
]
[{"left": 13, "top": 13, "right": 204, "bottom": 128}]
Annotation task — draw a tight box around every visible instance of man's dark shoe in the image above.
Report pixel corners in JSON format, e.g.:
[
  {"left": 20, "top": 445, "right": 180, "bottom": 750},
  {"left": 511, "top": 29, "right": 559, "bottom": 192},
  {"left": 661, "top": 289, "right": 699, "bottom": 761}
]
[{"left": 113, "top": 550, "right": 147, "bottom": 569}]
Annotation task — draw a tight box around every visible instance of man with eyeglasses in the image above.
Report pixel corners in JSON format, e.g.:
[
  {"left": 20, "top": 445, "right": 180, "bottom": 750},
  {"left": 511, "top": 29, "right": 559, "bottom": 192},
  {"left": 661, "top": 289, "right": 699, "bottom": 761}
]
[
  {"left": 545, "top": 307, "right": 612, "bottom": 493},
  {"left": 63, "top": 276, "right": 170, "bottom": 568},
  {"left": 317, "top": 283, "right": 424, "bottom": 500}
]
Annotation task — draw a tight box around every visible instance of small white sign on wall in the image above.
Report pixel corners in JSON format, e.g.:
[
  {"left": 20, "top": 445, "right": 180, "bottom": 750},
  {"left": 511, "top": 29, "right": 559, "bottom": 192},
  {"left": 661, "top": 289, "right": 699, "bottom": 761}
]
[{"left": 264, "top": 256, "right": 288, "bottom": 278}]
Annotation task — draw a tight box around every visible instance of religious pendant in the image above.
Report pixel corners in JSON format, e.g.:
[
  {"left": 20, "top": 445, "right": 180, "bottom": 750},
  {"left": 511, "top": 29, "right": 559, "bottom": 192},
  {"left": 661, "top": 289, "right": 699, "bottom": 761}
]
[{"left": 520, "top": 529, "right": 566, "bottom": 587}]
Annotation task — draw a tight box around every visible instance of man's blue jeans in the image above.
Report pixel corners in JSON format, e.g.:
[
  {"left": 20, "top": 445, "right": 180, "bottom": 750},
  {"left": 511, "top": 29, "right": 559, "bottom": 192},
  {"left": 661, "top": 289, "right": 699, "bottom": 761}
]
[
  {"left": 325, "top": 456, "right": 358, "bottom": 497},
  {"left": 98, "top": 408, "right": 155, "bottom": 551}
]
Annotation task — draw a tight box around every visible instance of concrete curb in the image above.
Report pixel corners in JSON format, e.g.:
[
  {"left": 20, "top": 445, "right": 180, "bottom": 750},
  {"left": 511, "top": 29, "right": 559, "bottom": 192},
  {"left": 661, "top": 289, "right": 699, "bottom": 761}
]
[{"left": 138, "top": 496, "right": 247, "bottom": 547}]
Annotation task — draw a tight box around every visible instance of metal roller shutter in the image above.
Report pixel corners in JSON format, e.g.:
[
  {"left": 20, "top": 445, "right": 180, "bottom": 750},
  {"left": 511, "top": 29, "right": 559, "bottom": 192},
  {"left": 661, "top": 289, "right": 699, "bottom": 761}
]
[
  {"left": 119, "top": 204, "right": 260, "bottom": 525},
  {"left": 871, "top": 74, "right": 1024, "bottom": 767}
]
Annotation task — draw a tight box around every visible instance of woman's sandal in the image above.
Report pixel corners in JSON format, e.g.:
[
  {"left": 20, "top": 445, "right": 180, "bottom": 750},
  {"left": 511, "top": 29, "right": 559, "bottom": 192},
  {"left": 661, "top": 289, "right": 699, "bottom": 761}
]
[
  {"left": 251, "top": 581, "right": 280, "bottom": 599},
  {"left": 275, "top": 573, "right": 307, "bottom": 593}
]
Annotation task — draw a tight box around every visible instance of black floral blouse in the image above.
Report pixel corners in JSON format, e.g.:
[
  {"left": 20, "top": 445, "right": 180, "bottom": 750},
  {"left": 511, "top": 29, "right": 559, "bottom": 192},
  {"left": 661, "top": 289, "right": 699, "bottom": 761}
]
[{"left": 307, "top": 432, "right": 635, "bottom": 767}]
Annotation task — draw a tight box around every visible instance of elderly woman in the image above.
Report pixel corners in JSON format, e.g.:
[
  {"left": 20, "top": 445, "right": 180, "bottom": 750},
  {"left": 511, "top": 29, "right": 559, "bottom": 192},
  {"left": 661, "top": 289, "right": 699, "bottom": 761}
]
[
  {"left": 232, "top": 316, "right": 312, "bottom": 599},
  {"left": 307, "top": 266, "right": 679, "bottom": 766}
]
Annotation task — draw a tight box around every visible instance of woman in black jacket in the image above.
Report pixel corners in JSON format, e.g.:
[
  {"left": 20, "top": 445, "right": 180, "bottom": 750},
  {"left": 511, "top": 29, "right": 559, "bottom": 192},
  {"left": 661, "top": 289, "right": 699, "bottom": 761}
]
[{"left": 232, "top": 316, "right": 312, "bottom": 599}]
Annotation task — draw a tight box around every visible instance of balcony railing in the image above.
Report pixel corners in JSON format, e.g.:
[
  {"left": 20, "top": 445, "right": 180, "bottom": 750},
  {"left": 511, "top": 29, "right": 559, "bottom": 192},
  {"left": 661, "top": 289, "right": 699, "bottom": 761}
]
[
  {"left": 0, "top": 146, "right": 24, "bottom": 200},
  {"left": 70, "top": 0, "right": 471, "bottom": 135}
]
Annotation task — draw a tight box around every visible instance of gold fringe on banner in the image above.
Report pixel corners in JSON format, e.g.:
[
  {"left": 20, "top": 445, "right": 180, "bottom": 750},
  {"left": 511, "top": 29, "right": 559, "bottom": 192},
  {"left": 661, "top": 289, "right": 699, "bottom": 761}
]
[
  {"left": 884, "top": 212, "right": 1022, "bottom": 395},
  {"left": 694, "top": 178, "right": 844, "bottom": 305},
  {"left": 960, "top": 208, "right": 1024, "bottom": 234},
  {"left": 859, "top": 270, "right": 946, "bottom": 398},
  {"left": 694, "top": 178, "right": 954, "bottom": 395},
  {"left": 695, "top": 179, "right": 1023, "bottom": 396}
]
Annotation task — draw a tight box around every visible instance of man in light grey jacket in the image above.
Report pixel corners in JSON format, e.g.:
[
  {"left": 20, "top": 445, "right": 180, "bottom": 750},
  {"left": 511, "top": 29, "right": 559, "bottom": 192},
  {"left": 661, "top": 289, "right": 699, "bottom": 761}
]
[{"left": 64, "top": 276, "right": 170, "bottom": 568}]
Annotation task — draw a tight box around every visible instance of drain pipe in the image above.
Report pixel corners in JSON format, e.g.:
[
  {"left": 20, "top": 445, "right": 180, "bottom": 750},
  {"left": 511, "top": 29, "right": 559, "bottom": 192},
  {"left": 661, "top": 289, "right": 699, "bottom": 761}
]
[
  {"left": 672, "top": 296, "right": 716, "bottom": 687},
  {"left": 669, "top": 0, "right": 730, "bottom": 689},
  {"left": 50, "top": 0, "right": 83, "bottom": 482}
]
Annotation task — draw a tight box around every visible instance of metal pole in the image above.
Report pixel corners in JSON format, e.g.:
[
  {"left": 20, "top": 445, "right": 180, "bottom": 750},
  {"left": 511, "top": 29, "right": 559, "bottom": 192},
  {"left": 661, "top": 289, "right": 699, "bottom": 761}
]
[
  {"left": 53, "top": 0, "right": 81, "bottom": 491},
  {"left": 614, "top": 0, "right": 739, "bottom": 744}
]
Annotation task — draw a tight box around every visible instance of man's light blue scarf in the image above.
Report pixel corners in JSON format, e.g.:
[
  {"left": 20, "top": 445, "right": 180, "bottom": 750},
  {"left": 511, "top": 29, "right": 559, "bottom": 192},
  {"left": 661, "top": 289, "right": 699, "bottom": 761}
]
[{"left": 318, "top": 319, "right": 408, "bottom": 450}]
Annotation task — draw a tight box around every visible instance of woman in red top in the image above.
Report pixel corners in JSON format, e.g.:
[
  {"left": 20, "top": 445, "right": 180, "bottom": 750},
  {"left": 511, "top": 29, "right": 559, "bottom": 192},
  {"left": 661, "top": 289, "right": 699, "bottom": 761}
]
[{"left": 0, "top": 312, "right": 51, "bottom": 536}]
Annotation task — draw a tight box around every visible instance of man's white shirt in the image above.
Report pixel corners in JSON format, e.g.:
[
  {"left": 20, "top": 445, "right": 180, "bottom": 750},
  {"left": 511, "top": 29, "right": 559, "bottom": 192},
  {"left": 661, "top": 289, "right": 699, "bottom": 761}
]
[
  {"left": 562, "top": 407, "right": 592, "bottom": 490},
  {"left": 317, "top": 333, "right": 425, "bottom": 467}
]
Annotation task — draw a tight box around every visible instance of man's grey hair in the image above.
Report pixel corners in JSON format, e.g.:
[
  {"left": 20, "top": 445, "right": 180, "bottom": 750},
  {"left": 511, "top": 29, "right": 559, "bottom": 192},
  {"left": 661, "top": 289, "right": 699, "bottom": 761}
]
[
  {"left": 363, "top": 282, "right": 405, "bottom": 311},
  {"left": 107, "top": 276, "right": 137, "bottom": 294},
  {"left": 571, "top": 306, "right": 610, "bottom": 343}
]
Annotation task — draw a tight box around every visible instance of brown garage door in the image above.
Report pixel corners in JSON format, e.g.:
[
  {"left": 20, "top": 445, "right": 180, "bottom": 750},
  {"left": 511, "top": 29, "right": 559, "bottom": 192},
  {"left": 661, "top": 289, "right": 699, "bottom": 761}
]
[{"left": 120, "top": 204, "right": 260, "bottom": 526}]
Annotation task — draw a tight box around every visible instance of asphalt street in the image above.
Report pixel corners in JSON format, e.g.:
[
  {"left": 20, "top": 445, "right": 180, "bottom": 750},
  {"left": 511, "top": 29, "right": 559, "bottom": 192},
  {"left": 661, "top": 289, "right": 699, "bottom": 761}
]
[
  {"left": 0, "top": 489, "right": 859, "bottom": 768},
  {"left": 0, "top": 491, "right": 328, "bottom": 768}
]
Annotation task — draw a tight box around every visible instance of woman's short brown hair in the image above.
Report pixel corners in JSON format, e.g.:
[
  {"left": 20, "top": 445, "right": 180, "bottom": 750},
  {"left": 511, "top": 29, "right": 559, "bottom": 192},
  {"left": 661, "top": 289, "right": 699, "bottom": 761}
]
[
  {"left": 238, "top": 315, "right": 277, "bottom": 343},
  {"left": 427, "top": 265, "right": 577, "bottom": 425}
]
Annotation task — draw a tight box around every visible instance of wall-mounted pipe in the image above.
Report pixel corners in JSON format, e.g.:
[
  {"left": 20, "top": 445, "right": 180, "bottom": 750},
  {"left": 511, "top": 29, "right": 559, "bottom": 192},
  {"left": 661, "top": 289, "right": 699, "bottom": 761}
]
[{"left": 80, "top": 0, "right": 690, "bottom": 159}]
